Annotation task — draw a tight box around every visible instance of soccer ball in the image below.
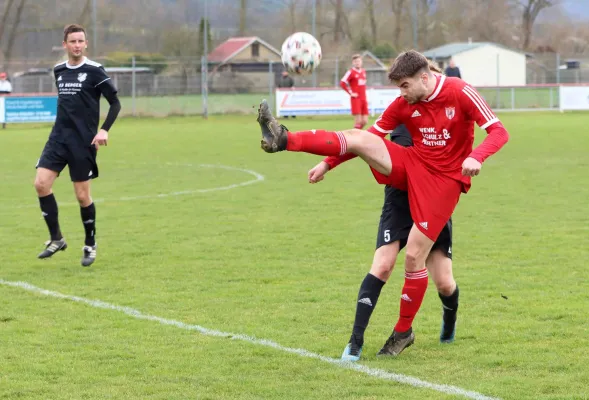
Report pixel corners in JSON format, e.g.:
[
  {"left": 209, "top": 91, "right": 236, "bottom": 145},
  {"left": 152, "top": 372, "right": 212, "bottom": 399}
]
[{"left": 280, "top": 32, "right": 322, "bottom": 75}]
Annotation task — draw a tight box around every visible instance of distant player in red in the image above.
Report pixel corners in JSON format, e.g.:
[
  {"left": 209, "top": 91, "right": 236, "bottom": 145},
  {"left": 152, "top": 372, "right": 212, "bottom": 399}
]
[
  {"left": 340, "top": 54, "right": 368, "bottom": 129},
  {"left": 256, "top": 50, "right": 509, "bottom": 357}
]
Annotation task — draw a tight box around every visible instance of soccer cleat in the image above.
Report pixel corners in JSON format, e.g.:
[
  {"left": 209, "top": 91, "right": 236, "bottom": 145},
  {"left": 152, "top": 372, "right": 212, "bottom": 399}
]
[
  {"left": 440, "top": 311, "right": 457, "bottom": 343},
  {"left": 38, "top": 238, "right": 67, "bottom": 259},
  {"left": 377, "top": 328, "right": 415, "bottom": 357},
  {"left": 341, "top": 334, "right": 363, "bottom": 362},
  {"left": 257, "top": 99, "right": 288, "bottom": 153},
  {"left": 81, "top": 245, "right": 97, "bottom": 267}
]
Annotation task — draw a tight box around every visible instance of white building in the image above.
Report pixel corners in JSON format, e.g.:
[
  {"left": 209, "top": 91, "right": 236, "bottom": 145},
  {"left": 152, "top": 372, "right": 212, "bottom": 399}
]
[{"left": 423, "top": 42, "right": 526, "bottom": 87}]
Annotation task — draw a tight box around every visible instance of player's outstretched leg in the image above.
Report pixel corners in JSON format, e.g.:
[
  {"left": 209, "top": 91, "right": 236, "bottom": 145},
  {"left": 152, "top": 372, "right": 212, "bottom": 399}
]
[
  {"left": 256, "top": 99, "right": 347, "bottom": 157},
  {"left": 38, "top": 238, "right": 68, "bottom": 259}
]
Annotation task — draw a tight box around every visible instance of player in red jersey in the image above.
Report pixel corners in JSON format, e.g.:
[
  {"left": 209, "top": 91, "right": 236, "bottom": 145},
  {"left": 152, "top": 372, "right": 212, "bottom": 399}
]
[
  {"left": 340, "top": 54, "right": 368, "bottom": 129},
  {"left": 309, "top": 62, "right": 460, "bottom": 362},
  {"left": 256, "top": 50, "right": 509, "bottom": 356}
]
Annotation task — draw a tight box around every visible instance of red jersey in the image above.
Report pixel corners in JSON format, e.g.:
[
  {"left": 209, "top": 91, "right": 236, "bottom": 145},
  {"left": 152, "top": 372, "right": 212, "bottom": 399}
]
[
  {"left": 368, "top": 76, "right": 501, "bottom": 190},
  {"left": 340, "top": 68, "right": 367, "bottom": 99}
]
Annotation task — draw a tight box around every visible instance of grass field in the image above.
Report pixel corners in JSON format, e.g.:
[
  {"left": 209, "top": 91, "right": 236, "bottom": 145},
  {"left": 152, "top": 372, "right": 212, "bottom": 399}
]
[
  {"left": 1, "top": 112, "right": 588, "bottom": 399},
  {"left": 111, "top": 87, "right": 560, "bottom": 117}
]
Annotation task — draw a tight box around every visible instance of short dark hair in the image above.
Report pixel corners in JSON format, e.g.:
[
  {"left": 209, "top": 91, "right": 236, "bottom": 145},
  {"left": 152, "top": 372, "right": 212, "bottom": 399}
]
[
  {"left": 63, "top": 24, "right": 86, "bottom": 42},
  {"left": 352, "top": 54, "right": 362, "bottom": 60},
  {"left": 388, "top": 50, "right": 430, "bottom": 81}
]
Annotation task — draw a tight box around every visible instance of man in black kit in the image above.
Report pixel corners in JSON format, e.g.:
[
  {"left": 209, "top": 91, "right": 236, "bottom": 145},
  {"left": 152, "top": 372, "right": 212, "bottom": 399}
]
[{"left": 34, "top": 24, "right": 121, "bottom": 267}]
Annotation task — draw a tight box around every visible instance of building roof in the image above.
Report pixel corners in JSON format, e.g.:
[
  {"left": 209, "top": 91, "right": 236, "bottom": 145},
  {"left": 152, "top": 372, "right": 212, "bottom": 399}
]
[
  {"left": 360, "top": 50, "right": 387, "bottom": 71},
  {"left": 423, "top": 42, "right": 524, "bottom": 59},
  {"left": 208, "top": 36, "right": 280, "bottom": 64}
]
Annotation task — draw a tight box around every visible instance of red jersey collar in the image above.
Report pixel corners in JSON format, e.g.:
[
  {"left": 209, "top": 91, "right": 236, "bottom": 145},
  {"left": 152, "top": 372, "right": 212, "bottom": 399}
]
[{"left": 423, "top": 74, "right": 446, "bottom": 102}]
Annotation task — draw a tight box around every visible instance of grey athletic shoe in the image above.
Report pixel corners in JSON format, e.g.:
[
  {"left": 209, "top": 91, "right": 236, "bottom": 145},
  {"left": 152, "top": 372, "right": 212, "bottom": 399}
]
[
  {"left": 81, "top": 245, "right": 97, "bottom": 267},
  {"left": 38, "top": 238, "right": 67, "bottom": 259},
  {"left": 257, "top": 99, "right": 288, "bottom": 153},
  {"left": 377, "top": 328, "right": 415, "bottom": 357}
]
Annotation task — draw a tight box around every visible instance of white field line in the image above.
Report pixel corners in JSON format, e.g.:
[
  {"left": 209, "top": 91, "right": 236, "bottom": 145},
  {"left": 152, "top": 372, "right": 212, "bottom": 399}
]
[
  {"left": 0, "top": 279, "right": 500, "bottom": 400},
  {"left": 5, "top": 164, "right": 264, "bottom": 210}
]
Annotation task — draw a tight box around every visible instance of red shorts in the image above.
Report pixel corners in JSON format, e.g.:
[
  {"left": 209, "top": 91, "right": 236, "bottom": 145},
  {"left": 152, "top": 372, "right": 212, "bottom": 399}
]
[
  {"left": 370, "top": 139, "right": 462, "bottom": 241},
  {"left": 351, "top": 97, "right": 368, "bottom": 115}
]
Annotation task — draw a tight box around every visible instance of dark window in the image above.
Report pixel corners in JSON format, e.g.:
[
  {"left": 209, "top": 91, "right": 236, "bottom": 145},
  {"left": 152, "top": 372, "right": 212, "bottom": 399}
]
[{"left": 252, "top": 43, "right": 260, "bottom": 57}]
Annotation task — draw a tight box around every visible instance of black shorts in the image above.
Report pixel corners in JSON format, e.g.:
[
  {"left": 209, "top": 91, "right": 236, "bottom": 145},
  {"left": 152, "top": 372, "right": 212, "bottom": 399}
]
[
  {"left": 376, "top": 185, "right": 453, "bottom": 259},
  {"left": 36, "top": 139, "right": 98, "bottom": 182}
]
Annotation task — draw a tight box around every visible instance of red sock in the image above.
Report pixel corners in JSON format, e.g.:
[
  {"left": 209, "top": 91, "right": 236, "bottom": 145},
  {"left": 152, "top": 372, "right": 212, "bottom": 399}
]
[
  {"left": 394, "top": 268, "right": 429, "bottom": 333},
  {"left": 286, "top": 130, "right": 347, "bottom": 156}
]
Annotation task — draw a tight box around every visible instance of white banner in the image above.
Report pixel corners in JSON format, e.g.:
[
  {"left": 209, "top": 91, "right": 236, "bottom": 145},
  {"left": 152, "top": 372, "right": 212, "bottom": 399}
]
[
  {"left": 0, "top": 97, "right": 4, "bottom": 123},
  {"left": 559, "top": 86, "right": 589, "bottom": 111},
  {"left": 275, "top": 88, "right": 401, "bottom": 117}
]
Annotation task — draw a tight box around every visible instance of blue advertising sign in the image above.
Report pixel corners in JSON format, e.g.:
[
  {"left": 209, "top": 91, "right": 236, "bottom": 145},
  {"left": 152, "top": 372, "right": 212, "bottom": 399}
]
[{"left": 2, "top": 96, "right": 57, "bottom": 123}]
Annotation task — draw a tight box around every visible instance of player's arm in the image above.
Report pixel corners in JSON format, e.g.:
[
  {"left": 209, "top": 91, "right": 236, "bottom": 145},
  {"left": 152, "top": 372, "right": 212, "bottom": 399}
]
[
  {"left": 339, "top": 69, "right": 355, "bottom": 96},
  {"left": 99, "top": 82, "right": 121, "bottom": 133},
  {"left": 459, "top": 84, "right": 509, "bottom": 176},
  {"left": 92, "top": 69, "right": 121, "bottom": 148}
]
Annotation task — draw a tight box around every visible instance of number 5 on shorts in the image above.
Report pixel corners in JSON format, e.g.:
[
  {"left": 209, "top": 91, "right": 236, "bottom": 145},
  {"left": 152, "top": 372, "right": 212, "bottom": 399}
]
[{"left": 384, "top": 229, "right": 390, "bottom": 242}]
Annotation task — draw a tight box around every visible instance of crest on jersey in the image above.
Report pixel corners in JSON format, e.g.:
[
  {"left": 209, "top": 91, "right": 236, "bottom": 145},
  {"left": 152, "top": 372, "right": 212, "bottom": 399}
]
[
  {"left": 77, "top": 72, "right": 87, "bottom": 82},
  {"left": 445, "top": 106, "right": 455, "bottom": 120}
]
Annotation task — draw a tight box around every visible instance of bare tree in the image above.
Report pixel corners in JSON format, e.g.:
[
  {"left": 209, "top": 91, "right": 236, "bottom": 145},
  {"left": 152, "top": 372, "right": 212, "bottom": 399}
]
[
  {"left": 78, "top": 0, "right": 92, "bottom": 27},
  {"left": 518, "top": 0, "right": 559, "bottom": 50},
  {"left": 0, "top": 0, "right": 16, "bottom": 48},
  {"left": 391, "top": 0, "right": 406, "bottom": 51},
  {"left": 334, "top": 0, "right": 343, "bottom": 43},
  {"left": 0, "top": 0, "right": 27, "bottom": 64},
  {"left": 364, "top": 0, "right": 377, "bottom": 45}
]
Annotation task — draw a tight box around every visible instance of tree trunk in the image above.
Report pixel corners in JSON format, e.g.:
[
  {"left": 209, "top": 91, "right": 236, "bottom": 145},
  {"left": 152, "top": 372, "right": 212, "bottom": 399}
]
[
  {"left": 239, "top": 0, "right": 247, "bottom": 36},
  {"left": 366, "top": 0, "right": 377, "bottom": 45},
  {"left": 3, "top": 0, "right": 26, "bottom": 64},
  {"left": 78, "top": 0, "right": 91, "bottom": 27},
  {"left": 288, "top": 0, "right": 297, "bottom": 33},
  {"left": 392, "top": 0, "right": 405, "bottom": 51},
  {"left": 521, "top": 0, "right": 556, "bottom": 50},
  {"left": 334, "top": 0, "right": 343, "bottom": 43},
  {"left": 0, "top": 0, "right": 16, "bottom": 47}
]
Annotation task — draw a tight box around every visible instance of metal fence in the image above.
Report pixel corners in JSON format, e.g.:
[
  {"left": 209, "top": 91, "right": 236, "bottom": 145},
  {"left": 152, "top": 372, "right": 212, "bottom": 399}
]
[{"left": 0, "top": 55, "right": 586, "bottom": 117}]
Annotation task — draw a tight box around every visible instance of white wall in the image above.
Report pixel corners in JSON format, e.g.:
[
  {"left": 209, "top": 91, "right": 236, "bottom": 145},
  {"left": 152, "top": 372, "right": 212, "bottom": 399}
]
[{"left": 453, "top": 44, "right": 526, "bottom": 87}]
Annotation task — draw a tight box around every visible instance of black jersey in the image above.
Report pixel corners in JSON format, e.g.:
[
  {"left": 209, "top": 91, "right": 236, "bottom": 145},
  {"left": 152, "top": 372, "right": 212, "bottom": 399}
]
[
  {"left": 50, "top": 57, "right": 117, "bottom": 146},
  {"left": 390, "top": 124, "right": 413, "bottom": 147}
]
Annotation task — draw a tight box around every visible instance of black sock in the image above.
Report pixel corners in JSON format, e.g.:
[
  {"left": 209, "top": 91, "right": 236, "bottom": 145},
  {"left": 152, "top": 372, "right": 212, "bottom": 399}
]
[
  {"left": 439, "top": 285, "right": 459, "bottom": 323},
  {"left": 80, "top": 203, "right": 96, "bottom": 246},
  {"left": 351, "top": 273, "right": 386, "bottom": 343},
  {"left": 39, "top": 194, "right": 62, "bottom": 241}
]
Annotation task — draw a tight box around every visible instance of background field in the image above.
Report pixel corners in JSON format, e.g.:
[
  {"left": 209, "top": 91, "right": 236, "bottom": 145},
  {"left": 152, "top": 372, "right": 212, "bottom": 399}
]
[
  {"left": 1, "top": 112, "right": 588, "bottom": 399},
  {"left": 108, "top": 87, "right": 561, "bottom": 117}
]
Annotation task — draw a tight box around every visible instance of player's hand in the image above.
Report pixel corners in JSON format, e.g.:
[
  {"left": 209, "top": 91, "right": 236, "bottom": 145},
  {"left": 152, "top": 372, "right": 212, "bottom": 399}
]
[
  {"left": 350, "top": 92, "right": 359, "bottom": 98},
  {"left": 91, "top": 129, "right": 109, "bottom": 149},
  {"left": 462, "top": 157, "right": 482, "bottom": 177},
  {"left": 308, "top": 161, "right": 330, "bottom": 184}
]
